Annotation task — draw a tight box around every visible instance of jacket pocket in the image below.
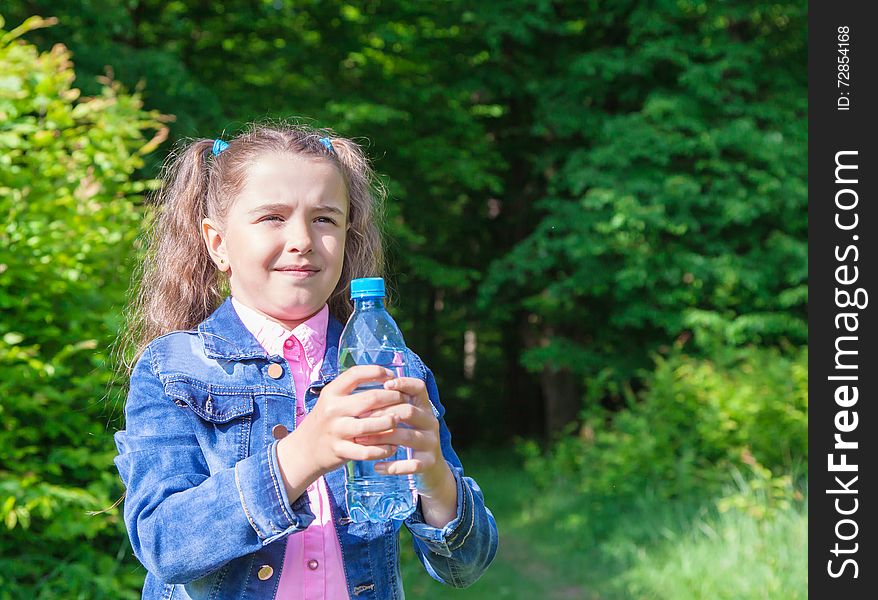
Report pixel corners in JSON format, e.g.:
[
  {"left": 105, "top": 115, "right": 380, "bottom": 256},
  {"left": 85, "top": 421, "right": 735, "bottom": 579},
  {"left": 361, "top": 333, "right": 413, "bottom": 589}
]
[
  {"left": 163, "top": 378, "right": 258, "bottom": 469},
  {"left": 164, "top": 380, "right": 255, "bottom": 423}
]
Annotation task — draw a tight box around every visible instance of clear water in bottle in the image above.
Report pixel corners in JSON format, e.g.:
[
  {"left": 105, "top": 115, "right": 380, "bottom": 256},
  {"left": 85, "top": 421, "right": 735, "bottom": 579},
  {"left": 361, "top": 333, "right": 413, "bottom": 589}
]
[{"left": 338, "top": 277, "right": 417, "bottom": 523}]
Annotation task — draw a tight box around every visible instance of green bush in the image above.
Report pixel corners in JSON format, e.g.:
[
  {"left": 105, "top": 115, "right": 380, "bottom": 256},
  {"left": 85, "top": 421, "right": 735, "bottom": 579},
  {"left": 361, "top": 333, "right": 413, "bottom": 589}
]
[
  {"left": 521, "top": 345, "right": 807, "bottom": 504},
  {"left": 0, "top": 15, "right": 164, "bottom": 597},
  {"left": 509, "top": 347, "right": 807, "bottom": 596}
]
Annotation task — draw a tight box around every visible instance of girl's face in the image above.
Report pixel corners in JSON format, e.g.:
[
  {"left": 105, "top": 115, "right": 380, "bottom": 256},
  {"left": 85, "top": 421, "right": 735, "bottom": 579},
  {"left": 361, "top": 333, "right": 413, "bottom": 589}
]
[{"left": 202, "top": 152, "right": 348, "bottom": 329}]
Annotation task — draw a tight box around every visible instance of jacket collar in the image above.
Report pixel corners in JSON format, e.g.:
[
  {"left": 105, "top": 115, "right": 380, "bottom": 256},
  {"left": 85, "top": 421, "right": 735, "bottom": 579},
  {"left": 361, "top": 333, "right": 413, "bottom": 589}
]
[{"left": 198, "top": 297, "right": 344, "bottom": 377}]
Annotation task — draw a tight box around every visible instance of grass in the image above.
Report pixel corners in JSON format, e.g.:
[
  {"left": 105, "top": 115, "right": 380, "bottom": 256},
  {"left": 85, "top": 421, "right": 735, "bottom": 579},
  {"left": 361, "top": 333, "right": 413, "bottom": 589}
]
[
  {"left": 617, "top": 498, "right": 807, "bottom": 599},
  {"left": 399, "top": 447, "right": 807, "bottom": 599}
]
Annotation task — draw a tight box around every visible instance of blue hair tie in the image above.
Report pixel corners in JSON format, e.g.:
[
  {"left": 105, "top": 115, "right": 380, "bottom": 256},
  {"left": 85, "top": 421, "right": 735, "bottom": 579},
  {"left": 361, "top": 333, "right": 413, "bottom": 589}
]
[
  {"left": 318, "top": 137, "right": 336, "bottom": 154},
  {"left": 213, "top": 137, "right": 331, "bottom": 156},
  {"left": 211, "top": 139, "right": 229, "bottom": 156}
]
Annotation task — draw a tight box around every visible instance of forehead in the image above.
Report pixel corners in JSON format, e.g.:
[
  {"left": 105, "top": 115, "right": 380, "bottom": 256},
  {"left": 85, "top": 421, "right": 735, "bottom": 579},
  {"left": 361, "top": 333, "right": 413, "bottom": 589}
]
[{"left": 236, "top": 152, "right": 347, "bottom": 210}]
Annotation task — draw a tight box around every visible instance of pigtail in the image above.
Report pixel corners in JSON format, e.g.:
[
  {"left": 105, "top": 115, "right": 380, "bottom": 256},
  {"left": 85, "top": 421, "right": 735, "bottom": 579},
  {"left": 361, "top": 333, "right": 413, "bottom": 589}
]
[{"left": 120, "top": 138, "right": 222, "bottom": 371}]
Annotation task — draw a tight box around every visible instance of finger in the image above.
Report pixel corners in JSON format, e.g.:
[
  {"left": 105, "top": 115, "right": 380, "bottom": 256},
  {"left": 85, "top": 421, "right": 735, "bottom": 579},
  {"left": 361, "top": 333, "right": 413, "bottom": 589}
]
[
  {"left": 373, "top": 458, "right": 424, "bottom": 476},
  {"left": 341, "top": 414, "right": 399, "bottom": 439},
  {"left": 355, "top": 428, "right": 429, "bottom": 450},
  {"left": 365, "top": 400, "right": 436, "bottom": 429},
  {"left": 352, "top": 430, "right": 396, "bottom": 445},
  {"left": 336, "top": 439, "right": 398, "bottom": 462},
  {"left": 384, "top": 377, "right": 429, "bottom": 405},
  {"left": 345, "top": 389, "right": 410, "bottom": 417},
  {"left": 329, "top": 365, "right": 396, "bottom": 395},
  {"left": 359, "top": 402, "right": 417, "bottom": 422}
]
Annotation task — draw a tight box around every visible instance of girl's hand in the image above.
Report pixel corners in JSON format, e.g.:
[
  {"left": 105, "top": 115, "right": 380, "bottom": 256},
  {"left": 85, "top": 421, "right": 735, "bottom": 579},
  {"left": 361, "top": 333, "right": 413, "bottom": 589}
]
[
  {"left": 276, "top": 365, "right": 410, "bottom": 498},
  {"left": 354, "top": 377, "right": 458, "bottom": 527}
]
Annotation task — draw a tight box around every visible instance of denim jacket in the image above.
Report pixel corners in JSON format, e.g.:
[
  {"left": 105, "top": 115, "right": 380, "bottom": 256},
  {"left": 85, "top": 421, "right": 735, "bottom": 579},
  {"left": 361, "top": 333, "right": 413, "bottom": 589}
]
[{"left": 114, "top": 298, "right": 498, "bottom": 599}]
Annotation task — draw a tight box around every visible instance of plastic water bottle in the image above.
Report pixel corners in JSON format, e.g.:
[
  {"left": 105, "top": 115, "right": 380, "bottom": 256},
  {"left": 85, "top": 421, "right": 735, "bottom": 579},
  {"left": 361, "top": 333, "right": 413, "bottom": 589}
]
[{"left": 338, "top": 277, "right": 417, "bottom": 523}]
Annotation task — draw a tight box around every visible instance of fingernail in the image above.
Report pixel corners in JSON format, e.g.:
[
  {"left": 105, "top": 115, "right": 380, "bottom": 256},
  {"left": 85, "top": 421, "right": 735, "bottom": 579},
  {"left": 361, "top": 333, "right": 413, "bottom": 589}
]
[
  {"left": 384, "top": 368, "right": 395, "bottom": 377},
  {"left": 385, "top": 379, "right": 398, "bottom": 389}
]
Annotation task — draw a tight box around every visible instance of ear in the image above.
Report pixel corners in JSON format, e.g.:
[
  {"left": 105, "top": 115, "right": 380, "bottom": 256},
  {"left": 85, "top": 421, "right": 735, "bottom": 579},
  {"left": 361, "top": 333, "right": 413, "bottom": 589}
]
[{"left": 202, "top": 218, "right": 230, "bottom": 272}]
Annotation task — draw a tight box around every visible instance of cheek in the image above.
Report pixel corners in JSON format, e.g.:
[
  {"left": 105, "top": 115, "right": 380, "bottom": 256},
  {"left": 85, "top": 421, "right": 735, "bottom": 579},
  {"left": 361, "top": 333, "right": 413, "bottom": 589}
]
[
  {"left": 229, "top": 230, "right": 274, "bottom": 261},
  {"left": 320, "top": 233, "right": 346, "bottom": 269}
]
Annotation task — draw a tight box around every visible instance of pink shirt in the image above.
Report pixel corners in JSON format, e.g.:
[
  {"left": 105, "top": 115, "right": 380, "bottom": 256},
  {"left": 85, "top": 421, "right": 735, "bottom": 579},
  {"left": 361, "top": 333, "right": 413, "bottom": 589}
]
[{"left": 232, "top": 298, "right": 349, "bottom": 600}]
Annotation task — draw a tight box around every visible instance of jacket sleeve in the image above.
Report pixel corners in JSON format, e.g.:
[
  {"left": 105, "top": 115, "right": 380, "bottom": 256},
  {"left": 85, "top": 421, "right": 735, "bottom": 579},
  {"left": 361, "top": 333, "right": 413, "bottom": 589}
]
[
  {"left": 113, "top": 346, "right": 313, "bottom": 584},
  {"left": 403, "top": 353, "right": 499, "bottom": 588}
]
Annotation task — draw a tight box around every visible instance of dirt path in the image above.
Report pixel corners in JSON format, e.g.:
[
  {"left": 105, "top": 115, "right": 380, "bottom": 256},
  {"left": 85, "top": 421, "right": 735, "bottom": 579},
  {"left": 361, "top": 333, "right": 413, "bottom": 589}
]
[{"left": 496, "top": 533, "right": 596, "bottom": 600}]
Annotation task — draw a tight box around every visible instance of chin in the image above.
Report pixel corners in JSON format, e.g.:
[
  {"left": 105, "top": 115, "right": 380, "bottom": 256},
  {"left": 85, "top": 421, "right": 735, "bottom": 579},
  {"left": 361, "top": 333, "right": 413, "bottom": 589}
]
[{"left": 275, "top": 301, "right": 321, "bottom": 319}]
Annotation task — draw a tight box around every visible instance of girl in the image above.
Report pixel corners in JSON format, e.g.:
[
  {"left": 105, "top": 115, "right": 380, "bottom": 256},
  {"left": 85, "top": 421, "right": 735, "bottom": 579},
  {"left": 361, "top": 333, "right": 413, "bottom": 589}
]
[{"left": 113, "top": 123, "right": 498, "bottom": 600}]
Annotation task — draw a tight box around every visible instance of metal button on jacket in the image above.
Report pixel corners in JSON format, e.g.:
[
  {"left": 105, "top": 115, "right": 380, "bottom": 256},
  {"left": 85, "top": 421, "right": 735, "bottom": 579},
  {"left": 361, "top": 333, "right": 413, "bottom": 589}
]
[
  {"left": 257, "top": 565, "right": 274, "bottom": 580},
  {"left": 272, "top": 424, "right": 289, "bottom": 440},
  {"left": 267, "top": 363, "right": 284, "bottom": 379}
]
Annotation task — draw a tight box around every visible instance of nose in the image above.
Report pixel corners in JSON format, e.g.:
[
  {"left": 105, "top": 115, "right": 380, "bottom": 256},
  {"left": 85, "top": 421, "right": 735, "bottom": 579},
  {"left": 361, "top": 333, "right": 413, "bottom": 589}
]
[{"left": 284, "top": 219, "right": 313, "bottom": 255}]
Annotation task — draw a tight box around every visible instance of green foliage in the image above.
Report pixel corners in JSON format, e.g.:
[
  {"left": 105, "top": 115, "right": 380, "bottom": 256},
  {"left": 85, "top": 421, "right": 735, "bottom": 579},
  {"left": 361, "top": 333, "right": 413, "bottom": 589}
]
[
  {"left": 0, "top": 15, "right": 162, "bottom": 597},
  {"left": 401, "top": 449, "right": 806, "bottom": 600},
  {"left": 478, "top": 0, "right": 808, "bottom": 393},
  {"left": 1, "top": 1, "right": 513, "bottom": 433},
  {"left": 716, "top": 463, "right": 799, "bottom": 523},
  {"left": 507, "top": 345, "right": 808, "bottom": 593},
  {"left": 521, "top": 345, "right": 807, "bottom": 504},
  {"left": 1, "top": 2, "right": 808, "bottom": 596},
  {"left": 4, "top": 1, "right": 809, "bottom": 438},
  {"left": 618, "top": 491, "right": 807, "bottom": 600}
]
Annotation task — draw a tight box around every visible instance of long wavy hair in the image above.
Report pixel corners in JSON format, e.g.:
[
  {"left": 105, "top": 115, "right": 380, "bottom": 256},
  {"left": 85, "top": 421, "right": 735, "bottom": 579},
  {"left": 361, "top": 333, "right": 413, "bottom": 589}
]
[{"left": 118, "top": 121, "right": 386, "bottom": 373}]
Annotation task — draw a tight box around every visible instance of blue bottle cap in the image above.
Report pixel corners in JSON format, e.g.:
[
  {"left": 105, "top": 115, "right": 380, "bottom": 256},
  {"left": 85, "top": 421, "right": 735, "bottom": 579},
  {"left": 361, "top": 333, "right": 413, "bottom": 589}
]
[{"left": 350, "top": 277, "right": 385, "bottom": 299}]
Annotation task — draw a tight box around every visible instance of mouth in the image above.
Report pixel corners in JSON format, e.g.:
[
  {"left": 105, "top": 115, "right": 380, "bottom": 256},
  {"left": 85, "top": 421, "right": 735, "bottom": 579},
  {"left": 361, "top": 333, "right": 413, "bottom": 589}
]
[{"left": 275, "top": 266, "right": 321, "bottom": 277}]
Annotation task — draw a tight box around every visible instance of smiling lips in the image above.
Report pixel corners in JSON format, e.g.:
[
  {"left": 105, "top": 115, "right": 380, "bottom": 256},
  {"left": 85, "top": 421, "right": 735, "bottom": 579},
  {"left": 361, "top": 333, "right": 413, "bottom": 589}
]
[{"left": 275, "top": 265, "right": 320, "bottom": 278}]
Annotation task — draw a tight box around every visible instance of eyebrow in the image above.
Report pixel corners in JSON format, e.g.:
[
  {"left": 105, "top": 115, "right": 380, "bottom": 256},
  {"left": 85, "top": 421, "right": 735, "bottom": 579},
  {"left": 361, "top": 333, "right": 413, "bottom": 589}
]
[
  {"left": 248, "top": 202, "right": 290, "bottom": 216},
  {"left": 248, "top": 202, "right": 346, "bottom": 216},
  {"left": 313, "top": 204, "right": 346, "bottom": 216}
]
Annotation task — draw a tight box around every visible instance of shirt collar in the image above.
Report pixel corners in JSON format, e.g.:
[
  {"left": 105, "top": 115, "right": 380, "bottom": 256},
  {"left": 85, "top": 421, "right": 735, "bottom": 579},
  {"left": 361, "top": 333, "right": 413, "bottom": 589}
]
[
  {"left": 231, "top": 298, "right": 329, "bottom": 370},
  {"left": 196, "top": 297, "right": 344, "bottom": 378}
]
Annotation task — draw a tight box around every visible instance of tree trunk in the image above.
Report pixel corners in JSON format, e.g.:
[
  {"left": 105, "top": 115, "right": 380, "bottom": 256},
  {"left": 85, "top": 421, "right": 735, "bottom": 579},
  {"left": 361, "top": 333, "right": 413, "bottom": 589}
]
[
  {"left": 500, "top": 313, "right": 543, "bottom": 438},
  {"left": 540, "top": 366, "right": 581, "bottom": 437},
  {"left": 521, "top": 321, "right": 582, "bottom": 438}
]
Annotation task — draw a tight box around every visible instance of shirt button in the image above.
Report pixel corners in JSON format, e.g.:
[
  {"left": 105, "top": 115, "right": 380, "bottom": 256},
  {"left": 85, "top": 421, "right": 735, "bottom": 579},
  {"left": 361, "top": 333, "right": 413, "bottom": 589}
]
[
  {"left": 307, "top": 559, "right": 319, "bottom": 571},
  {"left": 257, "top": 565, "right": 274, "bottom": 580},
  {"left": 296, "top": 406, "right": 305, "bottom": 417},
  {"left": 284, "top": 339, "right": 295, "bottom": 349},
  {"left": 272, "top": 424, "right": 289, "bottom": 440},
  {"left": 267, "top": 363, "right": 284, "bottom": 379}
]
